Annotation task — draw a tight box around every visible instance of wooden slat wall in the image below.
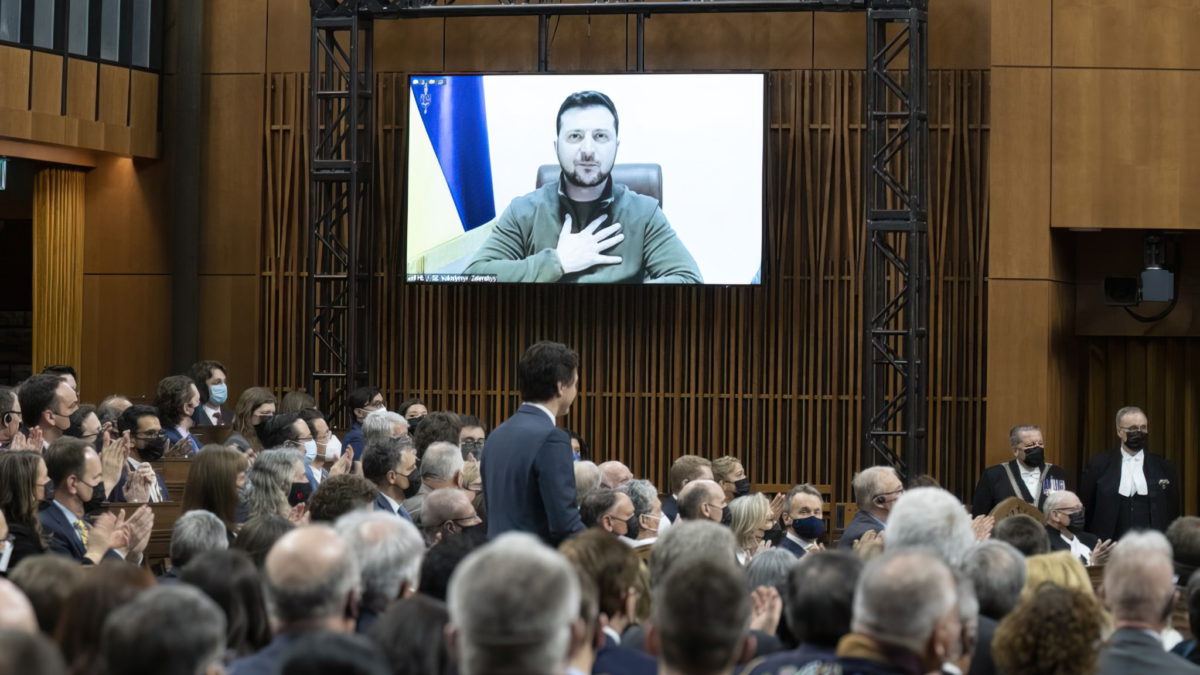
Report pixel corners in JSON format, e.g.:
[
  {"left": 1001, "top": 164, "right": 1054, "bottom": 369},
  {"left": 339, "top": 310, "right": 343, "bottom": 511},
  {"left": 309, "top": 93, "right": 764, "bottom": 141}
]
[
  {"left": 259, "top": 69, "right": 991, "bottom": 502},
  {"left": 32, "top": 168, "right": 86, "bottom": 372}
]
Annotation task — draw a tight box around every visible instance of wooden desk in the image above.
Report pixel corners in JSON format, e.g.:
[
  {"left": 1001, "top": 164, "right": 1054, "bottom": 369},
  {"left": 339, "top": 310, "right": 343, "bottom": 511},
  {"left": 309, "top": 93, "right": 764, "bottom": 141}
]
[{"left": 149, "top": 459, "right": 192, "bottom": 503}]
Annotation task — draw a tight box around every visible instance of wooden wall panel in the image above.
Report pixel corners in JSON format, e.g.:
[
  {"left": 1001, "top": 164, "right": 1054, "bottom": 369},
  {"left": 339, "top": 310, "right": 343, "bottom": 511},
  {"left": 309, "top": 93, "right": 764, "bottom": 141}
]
[
  {"left": 203, "top": 0, "right": 268, "bottom": 74},
  {"left": 66, "top": 59, "right": 98, "bottom": 120},
  {"left": 198, "top": 274, "right": 261, "bottom": 404},
  {"left": 644, "top": 14, "right": 813, "bottom": 71},
  {"left": 813, "top": 13, "right": 863, "bottom": 69},
  {"left": 1052, "top": 69, "right": 1200, "bottom": 232},
  {"left": 129, "top": 70, "right": 160, "bottom": 158},
  {"left": 30, "top": 53, "right": 63, "bottom": 115},
  {"left": 80, "top": 274, "right": 173, "bottom": 401},
  {"left": 258, "top": 69, "right": 991, "bottom": 503},
  {"left": 266, "top": 0, "right": 310, "bottom": 73},
  {"left": 444, "top": 18, "right": 539, "bottom": 72},
  {"left": 200, "top": 74, "right": 264, "bottom": 275},
  {"left": 991, "top": 0, "right": 1049, "bottom": 67},
  {"left": 1053, "top": 0, "right": 1200, "bottom": 70},
  {"left": 375, "top": 19, "right": 446, "bottom": 73},
  {"left": 98, "top": 64, "right": 130, "bottom": 125},
  {"left": 0, "top": 45, "right": 30, "bottom": 110},
  {"left": 545, "top": 16, "right": 628, "bottom": 72},
  {"left": 83, "top": 155, "right": 171, "bottom": 275}
]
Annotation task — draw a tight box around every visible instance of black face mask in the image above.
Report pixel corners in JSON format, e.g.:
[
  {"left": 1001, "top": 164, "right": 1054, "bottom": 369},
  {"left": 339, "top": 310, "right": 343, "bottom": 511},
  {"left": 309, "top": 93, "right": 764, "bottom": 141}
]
[
  {"left": 732, "top": 478, "right": 751, "bottom": 498},
  {"left": 625, "top": 514, "right": 641, "bottom": 539},
  {"left": 402, "top": 473, "right": 422, "bottom": 499},
  {"left": 1125, "top": 431, "right": 1148, "bottom": 452},
  {"left": 721, "top": 505, "right": 732, "bottom": 526},
  {"left": 83, "top": 481, "right": 106, "bottom": 516},
  {"left": 287, "top": 482, "right": 310, "bottom": 507},
  {"left": 1068, "top": 511, "right": 1086, "bottom": 532},
  {"left": 139, "top": 436, "right": 167, "bottom": 462},
  {"left": 1023, "top": 446, "right": 1045, "bottom": 469}
]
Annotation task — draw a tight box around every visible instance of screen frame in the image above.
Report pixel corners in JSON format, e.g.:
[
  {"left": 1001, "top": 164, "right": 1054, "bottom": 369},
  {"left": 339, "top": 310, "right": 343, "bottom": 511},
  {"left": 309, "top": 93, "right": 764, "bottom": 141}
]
[{"left": 400, "top": 70, "right": 771, "bottom": 287}]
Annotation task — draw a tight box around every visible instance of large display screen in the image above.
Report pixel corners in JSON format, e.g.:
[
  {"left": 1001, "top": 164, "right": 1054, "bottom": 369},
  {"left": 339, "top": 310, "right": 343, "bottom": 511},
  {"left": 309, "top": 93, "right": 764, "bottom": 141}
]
[{"left": 405, "top": 73, "right": 765, "bottom": 285}]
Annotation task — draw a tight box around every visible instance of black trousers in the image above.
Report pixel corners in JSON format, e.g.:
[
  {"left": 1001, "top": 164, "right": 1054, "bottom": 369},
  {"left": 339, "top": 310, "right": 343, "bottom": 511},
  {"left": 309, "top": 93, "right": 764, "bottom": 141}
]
[{"left": 1114, "top": 494, "right": 1152, "bottom": 540}]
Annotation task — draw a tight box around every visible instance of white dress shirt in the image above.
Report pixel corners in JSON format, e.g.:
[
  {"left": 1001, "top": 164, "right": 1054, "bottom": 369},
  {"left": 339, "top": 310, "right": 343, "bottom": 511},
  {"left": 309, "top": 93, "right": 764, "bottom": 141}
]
[
  {"left": 1018, "top": 462, "right": 1042, "bottom": 500},
  {"left": 524, "top": 402, "right": 557, "bottom": 424},
  {"left": 380, "top": 492, "right": 402, "bottom": 516},
  {"left": 785, "top": 531, "right": 819, "bottom": 552},
  {"left": 1059, "top": 531, "right": 1092, "bottom": 565},
  {"left": 1118, "top": 449, "right": 1149, "bottom": 497},
  {"left": 127, "top": 457, "right": 163, "bottom": 502}
]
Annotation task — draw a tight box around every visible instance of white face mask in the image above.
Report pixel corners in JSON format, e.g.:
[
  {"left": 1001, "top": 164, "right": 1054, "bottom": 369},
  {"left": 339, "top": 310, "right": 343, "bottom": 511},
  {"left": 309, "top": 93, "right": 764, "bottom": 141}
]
[
  {"left": 657, "top": 512, "right": 673, "bottom": 534},
  {"left": 303, "top": 439, "right": 319, "bottom": 463},
  {"left": 324, "top": 434, "right": 343, "bottom": 462}
]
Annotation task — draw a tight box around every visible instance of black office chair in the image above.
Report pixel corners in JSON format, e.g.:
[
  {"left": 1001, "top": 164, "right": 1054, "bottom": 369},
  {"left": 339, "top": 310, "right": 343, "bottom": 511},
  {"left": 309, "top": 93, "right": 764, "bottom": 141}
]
[{"left": 535, "top": 163, "right": 663, "bottom": 206}]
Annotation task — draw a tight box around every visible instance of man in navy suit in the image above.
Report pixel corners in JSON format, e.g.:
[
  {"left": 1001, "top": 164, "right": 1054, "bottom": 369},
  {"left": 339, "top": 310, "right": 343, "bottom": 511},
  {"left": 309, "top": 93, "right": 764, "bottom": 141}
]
[
  {"left": 109, "top": 405, "right": 170, "bottom": 503},
  {"left": 482, "top": 341, "right": 584, "bottom": 545},
  {"left": 778, "top": 484, "right": 826, "bottom": 558},
  {"left": 189, "top": 359, "right": 230, "bottom": 426},
  {"left": 837, "top": 466, "right": 903, "bottom": 550},
  {"left": 661, "top": 455, "right": 713, "bottom": 525},
  {"left": 362, "top": 437, "right": 417, "bottom": 523}
]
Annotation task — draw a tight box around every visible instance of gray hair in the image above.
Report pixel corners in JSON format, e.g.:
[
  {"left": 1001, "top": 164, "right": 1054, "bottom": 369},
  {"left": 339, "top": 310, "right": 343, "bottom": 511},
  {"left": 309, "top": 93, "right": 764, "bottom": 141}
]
[
  {"left": 785, "top": 483, "right": 823, "bottom": 509},
  {"left": 1041, "top": 490, "right": 1077, "bottom": 519},
  {"left": 245, "top": 449, "right": 299, "bottom": 519},
  {"left": 960, "top": 540, "right": 1026, "bottom": 620},
  {"left": 447, "top": 532, "right": 580, "bottom": 675},
  {"left": 885, "top": 488, "right": 975, "bottom": 567},
  {"left": 852, "top": 466, "right": 899, "bottom": 511},
  {"left": 619, "top": 479, "right": 658, "bottom": 520},
  {"left": 102, "top": 585, "right": 226, "bottom": 675},
  {"left": 650, "top": 519, "right": 738, "bottom": 586},
  {"left": 574, "top": 461, "right": 601, "bottom": 507},
  {"left": 1115, "top": 406, "right": 1145, "bottom": 429},
  {"left": 364, "top": 410, "right": 407, "bottom": 448},
  {"left": 852, "top": 550, "right": 957, "bottom": 654},
  {"left": 745, "top": 549, "right": 796, "bottom": 591},
  {"left": 1104, "top": 530, "right": 1175, "bottom": 623},
  {"left": 264, "top": 527, "right": 361, "bottom": 625},
  {"left": 335, "top": 510, "right": 425, "bottom": 614},
  {"left": 170, "top": 510, "right": 229, "bottom": 568},
  {"left": 421, "top": 441, "right": 465, "bottom": 480},
  {"left": 1008, "top": 425, "right": 1040, "bottom": 448}
]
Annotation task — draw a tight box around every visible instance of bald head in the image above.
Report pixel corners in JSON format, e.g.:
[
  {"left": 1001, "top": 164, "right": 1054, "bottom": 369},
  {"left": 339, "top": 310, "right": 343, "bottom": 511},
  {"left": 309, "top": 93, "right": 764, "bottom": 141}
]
[
  {"left": 598, "top": 461, "right": 633, "bottom": 489},
  {"left": 0, "top": 580, "right": 37, "bottom": 634},
  {"left": 263, "top": 525, "right": 360, "bottom": 630},
  {"left": 421, "top": 488, "right": 480, "bottom": 536},
  {"left": 678, "top": 479, "right": 724, "bottom": 522}
]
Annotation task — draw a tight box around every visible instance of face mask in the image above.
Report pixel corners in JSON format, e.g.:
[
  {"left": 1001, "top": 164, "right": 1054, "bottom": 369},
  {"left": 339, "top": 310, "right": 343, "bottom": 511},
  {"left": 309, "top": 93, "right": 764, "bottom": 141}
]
[
  {"left": 791, "top": 515, "right": 826, "bottom": 540},
  {"left": 287, "top": 482, "right": 310, "bottom": 507},
  {"left": 303, "top": 439, "right": 318, "bottom": 463},
  {"left": 721, "top": 505, "right": 732, "bottom": 526},
  {"left": 1023, "top": 446, "right": 1046, "bottom": 468},
  {"left": 402, "top": 473, "right": 422, "bottom": 499},
  {"left": 732, "top": 478, "right": 751, "bottom": 498},
  {"left": 208, "top": 383, "right": 228, "bottom": 405},
  {"left": 324, "top": 435, "right": 342, "bottom": 461},
  {"left": 1068, "top": 511, "right": 1086, "bottom": 532},
  {"left": 140, "top": 436, "right": 167, "bottom": 462},
  {"left": 82, "top": 481, "right": 106, "bottom": 515},
  {"left": 624, "top": 514, "right": 641, "bottom": 539},
  {"left": 1125, "top": 431, "right": 1148, "bottom": 452}
]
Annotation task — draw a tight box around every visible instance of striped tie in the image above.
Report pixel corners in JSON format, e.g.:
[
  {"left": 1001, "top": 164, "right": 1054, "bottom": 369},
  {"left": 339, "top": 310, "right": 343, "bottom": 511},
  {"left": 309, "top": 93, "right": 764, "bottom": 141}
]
[{"left": 74, "top": 520, "right": 88, "bottom": 548}]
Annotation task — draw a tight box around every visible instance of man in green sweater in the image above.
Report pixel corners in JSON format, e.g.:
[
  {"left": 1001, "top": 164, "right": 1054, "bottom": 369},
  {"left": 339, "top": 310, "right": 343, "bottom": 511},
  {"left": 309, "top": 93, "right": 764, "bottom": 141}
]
[{"left": 464, "top": 91, "right": 703, "bottom": 284}]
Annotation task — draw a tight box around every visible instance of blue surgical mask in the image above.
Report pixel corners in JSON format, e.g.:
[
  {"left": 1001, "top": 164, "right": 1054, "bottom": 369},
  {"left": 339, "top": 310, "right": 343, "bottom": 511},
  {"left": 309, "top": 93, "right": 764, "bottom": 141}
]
[
  {"left": 303, "top": 439, "right": 318, "bottom": 463},
  {"left": 209, "top": 383, "right": 228, "bottom": 405}
]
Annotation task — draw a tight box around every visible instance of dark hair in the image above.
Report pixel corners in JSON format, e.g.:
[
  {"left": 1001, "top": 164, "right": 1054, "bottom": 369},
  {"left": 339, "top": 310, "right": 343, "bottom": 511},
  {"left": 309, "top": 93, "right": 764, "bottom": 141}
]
[
  {"left": 280, "top": 390, "right": 317, "bottom": 414},
  {"left": 101, "top": 585, "right": 227, "bottom": 675},
  {"left": 297, "top": 407, "right": 328, "bottom": 439},
  {"left": 183, "top": 445, "right": 249, "bottom": 531},
  {"left": 362, "top": 438, "right": 407, "bottom": 486},
  {"left": 180, "top": 549, "right": 272, "bottom": 657},
  {"left": 231, "top": 387, "right": 277, "bottom": 451},
  {"left": 785, "top": 551, "right": 862, "bottom": 647},
  {"left": 413, "top": 411, "right": 462, "bottom": 458},
  {"left": 233, "top": 515, "right": 295, "bottom": 568},
  {"left": 278, "top": 632, "right": 391, "bottom": 675},
  {"left": 568, "top": 431, "right": 590, "bottom": 461},
  {"left": 64, "top": 405, "right": 98, "bottom": 440},
  {"left": 579, "top": 489, "right": 620, "bottom": 528},
  {"left": 18, "top": 374, "right": 64, "bottom": 428},
  {"left": 9, "top": 554, "right": 83, "bottom": 635},
  {"left": 907, "top": 473, "right": 942, "bottom": 489},
  {"left": 0, "top": 451, "right": 47, "bottom": 540},
  {"left": 42, "top": 364, "right": 77, "bottom": 378},
  {"left": 517, "top": 341, "right": 578, "bottom": 403},
  {"left": 308, "top": 474, "right": 377, "bottom": 523},
  {"left": 349, "top": 387, "right": 382, "bottom": 413},
  {"left": 1186, "top": 573, "right": 1200, "bottom": 639},
  {"left": 398, "top": 399, "right": 427, "bottom": 417},
  {"left": 258, "top": 412, "right": 303, "bottom": 449},
  {"left": 1167, "top": 516, "right": 1200, "bottom": 585},
  {"left": 118, "top": 404, "right": 160, "bottom": 435},
  {"left": 559, "top": 529, "right": 642, "bottom": 622},
  {"left": 556, "top": 90, "right": 619, "bottom": 135},
  {"left": 55, "top": 560, "right": 155, "bottom": 675},
  {"left": 188, "top": 360, "right": 227, "bottom": 404},
  {"left": 43, "top": 437, "right": 92, "bottom": 485},
  {"left": 418, "top": 532, "right": 484, "bottom": 602},
  {"left": 0, "top": 630, "right": 67, "bottom": 675},
  {"left": 653, "top": 558, "right": 750, "bottom": 674},
  {"left": 367, "top": 595, "right": 455, "bottom": 675},
  {"left": 994, "top": 514, "right": 1051, "bottom": 556},
  {"left": 459, "top": 415, "right": 488, "bottom": 433},
  {"left": 154, "top": 374, "right": 197, "bottom": 426}
]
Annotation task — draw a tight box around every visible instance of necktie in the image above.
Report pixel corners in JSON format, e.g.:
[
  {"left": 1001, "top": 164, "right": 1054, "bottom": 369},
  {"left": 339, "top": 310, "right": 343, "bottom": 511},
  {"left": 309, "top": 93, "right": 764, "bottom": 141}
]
[
  {"left": 213, "top": 411, "right": 222, "bottom": 425},
  {"left": 74, "top": 520, "right": 88, "bottom": 548}
]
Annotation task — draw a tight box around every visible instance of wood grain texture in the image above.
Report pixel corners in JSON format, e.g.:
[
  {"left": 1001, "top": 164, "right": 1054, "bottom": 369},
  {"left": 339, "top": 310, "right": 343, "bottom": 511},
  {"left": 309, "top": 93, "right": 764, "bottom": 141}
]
[
  {"left": 266, "top": 0, "right": 311, "bottom": 73},
  {"left": 83, "top": 155, "right": 171, "bottom": 275},
  {"left": 66, "top": 59, "right": 98, "bottom": 121},
  {"left": 32, "top": 168, "right": 86, "bottom": 373},
  {"left": 643, "top": 13, "right": 814, "bottom": 71},
  {"left": 1053, "top": 0, "right": 1200, "bottom": 70},
  {"left": 30, "top": 53, "right": 63, "bottom": 116},
  {"left": 0, "top": 45, "right": 30, "bottom": 111},
  {"left": 198, "top": 274, "right": 261, "bottom": 405},
  {"left": 98, "top": 64, "right": 130, "bottom": 126},
  {"left": 991, "top": 0, "right": 1050, "bottom": 67},
  {"left": 257, "top": 69, "right": 991, "bottom": 506},
  {"left": 80, "top": 274, "right": 173, "bottom": 402},
  {"left": 203, "top": 0, "right": 268, "bottom": 74},
  {"left": 201, "top": 74, "right": 265, "bottom": 275}
]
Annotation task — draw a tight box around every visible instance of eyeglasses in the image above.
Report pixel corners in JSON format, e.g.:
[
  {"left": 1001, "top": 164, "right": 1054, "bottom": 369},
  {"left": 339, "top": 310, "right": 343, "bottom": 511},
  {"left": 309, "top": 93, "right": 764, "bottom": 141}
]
[
  {"left": 1053, "top": 506, "right": 1085, "bottom": 516},
  {"left": 460, "top": 438, "right": 484, "bottom": 450},
  {"left": 134, "top": 430, "right": 166, "bottom": 439}
]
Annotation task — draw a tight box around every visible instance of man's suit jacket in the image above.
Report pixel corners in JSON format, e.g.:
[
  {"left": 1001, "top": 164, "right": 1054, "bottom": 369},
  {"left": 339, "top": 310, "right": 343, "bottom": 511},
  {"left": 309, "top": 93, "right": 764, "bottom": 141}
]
[
  {"left": 1097, "top": 627, "right": 1200, "bottom": 675},
  {"left": 38, "top": 502, "right": 119, "bottom": 563},
  {"left": 778, "top": 536, "right": 808, "bottom": 559},
  {"left": 971, "top": 461, "right": 1069, "bottom": 516},
  {"left": 1080, "top": 447, "right": 1179, "bottom": 541},
  {"left": 163, "top": 427, "right": 201, "bottom": 456},
  {"left": 593, "top": 633, "right": 656, "bottom": 675},
  {"left": 372, "top": 491, "right": 413, "bottom": 522},
  {"left": 191, "top": 405, "right": 228, "bottom": 427},
  {"left": 661, "top": 494, "right": 679, "bottom": 523},
  {"left": 108, "top": 466, "right": 170, "bottom": 503},
  {"left": 837, "top": 511, "right": 884, "bottom": 550},
  {"left": 1045, "top": 525, "right": 1099, "bottom": 557},
  {"left": 344, "top": 422, "right": 366, "bottom": 461},
  {"left": 481, "top": 405, "right": 583, "bottom": 545}
]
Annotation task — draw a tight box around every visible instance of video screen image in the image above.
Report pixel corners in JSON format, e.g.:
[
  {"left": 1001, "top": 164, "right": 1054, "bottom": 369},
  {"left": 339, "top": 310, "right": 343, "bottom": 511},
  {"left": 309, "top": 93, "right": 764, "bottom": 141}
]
[{"left": 405, "top": 73, "right": 765, "bottom": 285}]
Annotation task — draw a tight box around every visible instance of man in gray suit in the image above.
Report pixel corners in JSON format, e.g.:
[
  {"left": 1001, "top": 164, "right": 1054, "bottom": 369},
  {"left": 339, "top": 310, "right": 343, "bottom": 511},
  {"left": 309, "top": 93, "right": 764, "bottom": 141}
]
[
  {"left": 837, "top": 466, "right": 904, "bottom": 549},
  {"left": 1098, "top": 530, "right": 1200, "bottom": 674}
]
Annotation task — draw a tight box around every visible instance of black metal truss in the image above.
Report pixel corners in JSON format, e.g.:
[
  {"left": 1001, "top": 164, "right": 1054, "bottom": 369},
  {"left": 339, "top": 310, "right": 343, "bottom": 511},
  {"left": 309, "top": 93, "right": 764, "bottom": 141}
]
[{"left": 309, "top": 0, "right": 931, "bottom": 476}]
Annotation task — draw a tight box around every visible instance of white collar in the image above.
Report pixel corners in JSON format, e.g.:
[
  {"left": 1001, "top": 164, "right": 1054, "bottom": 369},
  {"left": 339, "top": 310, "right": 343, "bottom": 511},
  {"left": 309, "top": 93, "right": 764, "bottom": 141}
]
[
  {"left": 1122, "top": 449, "right": 1144, "bottom": 463},
  {"left": 127, "top": 456, "right": 142, "bottom": 468},
  {"left": 203, "top": 402, "right": 221, "bottom": 413},
  {"left": 523, "top": 402, "right": 557, "bottom": 424},
  {"left": 602, "top": 625, "right": 622, "bottom": 646},
  {"left": 785, "top": 531, "right": 816, "bottom": 549},
  {"left": 380, "top": 492, "right": 401, "bottom": 513}
]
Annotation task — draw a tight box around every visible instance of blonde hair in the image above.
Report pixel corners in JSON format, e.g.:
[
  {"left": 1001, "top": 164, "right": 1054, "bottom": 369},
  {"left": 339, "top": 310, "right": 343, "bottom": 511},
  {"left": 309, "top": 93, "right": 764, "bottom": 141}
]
[
  {"left": 729, "top": 493, "right": 770, "bottom": 553},
  {"left": 1023, "top": 551, "right": 1094, "bottom": 598},
  {"left": 461, "top": 460, "right": 481, "bottom": 489},
  {"left": 711, "top": 455, "right": 743, "bottom": 484}
]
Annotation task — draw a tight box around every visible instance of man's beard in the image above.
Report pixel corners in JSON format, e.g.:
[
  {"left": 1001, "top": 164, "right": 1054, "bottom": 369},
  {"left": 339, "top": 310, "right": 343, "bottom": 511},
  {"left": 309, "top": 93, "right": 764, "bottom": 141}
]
[{"left": 563, "top": 165, "right": 611, "bottom": 189}]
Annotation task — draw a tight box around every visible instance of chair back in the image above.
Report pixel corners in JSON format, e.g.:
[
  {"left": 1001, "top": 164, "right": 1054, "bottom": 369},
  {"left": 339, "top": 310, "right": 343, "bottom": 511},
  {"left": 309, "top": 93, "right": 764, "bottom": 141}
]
[{"left": 536, "top": 163, "right": 663, "bottom": 205}]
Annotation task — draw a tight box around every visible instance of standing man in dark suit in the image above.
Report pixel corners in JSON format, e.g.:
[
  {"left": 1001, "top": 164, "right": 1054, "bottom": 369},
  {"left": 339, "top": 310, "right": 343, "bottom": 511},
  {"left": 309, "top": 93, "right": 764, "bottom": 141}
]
[
  {"left": 1080, "top": 406, "right": 1179, "bottom": 542},
  {"left": 972, "top": 425, "right": 1069, "bottom": 516},
  {"left": 482, "top": 341, "right": 584, "bottom": 545},
  {"left": 837, "top": 466, "right": 903, "bottom": 549}
]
